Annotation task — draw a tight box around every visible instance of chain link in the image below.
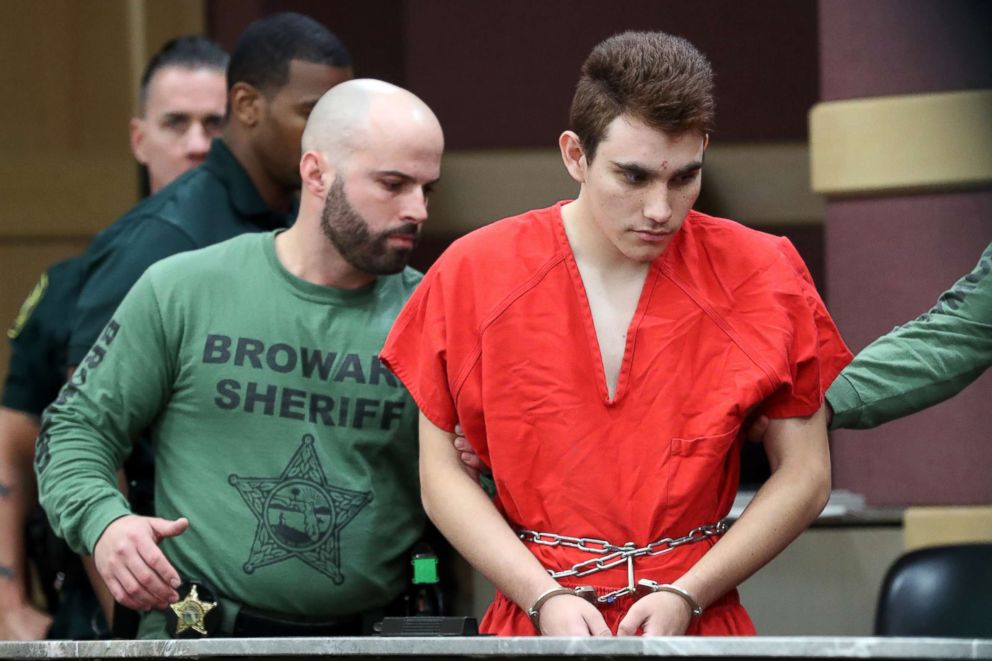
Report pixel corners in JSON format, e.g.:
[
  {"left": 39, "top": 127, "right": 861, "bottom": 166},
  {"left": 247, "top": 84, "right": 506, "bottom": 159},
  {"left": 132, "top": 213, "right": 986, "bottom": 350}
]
[{"left": 517, "top": 521, "right": 728, "bottom": 603}]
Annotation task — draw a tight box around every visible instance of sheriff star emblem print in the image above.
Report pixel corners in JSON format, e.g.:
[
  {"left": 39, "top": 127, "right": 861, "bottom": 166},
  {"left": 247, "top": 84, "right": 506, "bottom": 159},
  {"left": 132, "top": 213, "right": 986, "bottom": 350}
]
[{"left": 229, "top": 434, "right": 372, "bottom": 583}]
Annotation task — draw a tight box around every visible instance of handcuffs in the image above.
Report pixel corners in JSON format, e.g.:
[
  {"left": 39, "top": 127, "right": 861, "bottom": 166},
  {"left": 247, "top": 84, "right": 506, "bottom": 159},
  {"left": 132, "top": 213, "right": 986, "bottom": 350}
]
[{"left": 527, "top": 580, "right": 702, "bottom": 631}]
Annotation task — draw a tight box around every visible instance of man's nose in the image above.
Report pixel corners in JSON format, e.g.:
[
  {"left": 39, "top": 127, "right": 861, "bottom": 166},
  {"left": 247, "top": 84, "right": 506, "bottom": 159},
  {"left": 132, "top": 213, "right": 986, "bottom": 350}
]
[
  {"left": 184, "top": 122, "right": 212, "bottom": 158},
  {"left": 404, "top": 187, "right": 429, "bottom": 224},
  {"left": 643, "top": 186, "right": 672, "bottom": 225}
]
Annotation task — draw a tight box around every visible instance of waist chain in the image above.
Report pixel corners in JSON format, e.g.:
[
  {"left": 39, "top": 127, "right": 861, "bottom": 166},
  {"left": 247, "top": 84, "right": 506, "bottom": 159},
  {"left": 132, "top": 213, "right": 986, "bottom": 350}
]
[{"left": 517, "top": 521, "right": 728, "bottom": 604}]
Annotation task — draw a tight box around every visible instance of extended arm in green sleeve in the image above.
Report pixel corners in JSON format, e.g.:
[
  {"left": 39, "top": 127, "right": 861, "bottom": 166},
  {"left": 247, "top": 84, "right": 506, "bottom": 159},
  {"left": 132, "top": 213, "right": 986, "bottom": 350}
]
[
  {"left": 828, "top": 243, "right": 992, "bottom": 430},
  {"left": 36, "top": 273, "right": 175, "bottom": 555}
]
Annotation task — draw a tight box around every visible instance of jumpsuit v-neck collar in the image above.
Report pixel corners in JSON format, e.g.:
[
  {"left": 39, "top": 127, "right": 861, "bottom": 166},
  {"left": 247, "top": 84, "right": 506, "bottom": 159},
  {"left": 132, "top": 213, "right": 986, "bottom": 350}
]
[{"left": 552, "top": 208, "right": 668, "bottom": 406}]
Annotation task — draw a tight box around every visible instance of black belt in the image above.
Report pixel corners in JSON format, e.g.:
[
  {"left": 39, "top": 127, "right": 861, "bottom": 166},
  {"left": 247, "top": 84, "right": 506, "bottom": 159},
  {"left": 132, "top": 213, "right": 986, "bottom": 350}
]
[{"left": 232, "top": 605, "right": 365, "bottom": 637}]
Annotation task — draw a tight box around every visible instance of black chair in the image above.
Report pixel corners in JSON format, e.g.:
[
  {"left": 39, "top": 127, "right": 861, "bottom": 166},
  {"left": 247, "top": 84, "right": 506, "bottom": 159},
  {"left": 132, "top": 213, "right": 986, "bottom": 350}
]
[{"left": 874, "top": 543, "right": 992, "bottom": 637}]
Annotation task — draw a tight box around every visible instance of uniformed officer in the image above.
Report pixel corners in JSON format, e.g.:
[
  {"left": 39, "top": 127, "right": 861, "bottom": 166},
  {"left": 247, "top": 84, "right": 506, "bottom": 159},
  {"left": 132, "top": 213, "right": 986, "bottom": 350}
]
[{"left": 38, "top": 79, "right": 444, "bottom": 639}]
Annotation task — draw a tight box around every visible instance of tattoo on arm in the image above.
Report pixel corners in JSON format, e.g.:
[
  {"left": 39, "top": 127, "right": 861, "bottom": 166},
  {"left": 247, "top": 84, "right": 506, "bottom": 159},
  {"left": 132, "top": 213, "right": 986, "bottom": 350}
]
[
  {"left": 0, "top": 482, "right": 11, "bottom": 498},
  {"left": 0, "top": 565, "right": 14, "bottom": 580}
]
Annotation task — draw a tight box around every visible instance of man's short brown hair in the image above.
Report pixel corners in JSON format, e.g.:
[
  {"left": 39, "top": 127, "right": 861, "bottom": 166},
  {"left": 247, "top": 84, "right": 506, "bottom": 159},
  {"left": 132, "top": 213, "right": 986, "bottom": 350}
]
[{"left": 569, "top": 31, "right": 715, "bottom": 162}]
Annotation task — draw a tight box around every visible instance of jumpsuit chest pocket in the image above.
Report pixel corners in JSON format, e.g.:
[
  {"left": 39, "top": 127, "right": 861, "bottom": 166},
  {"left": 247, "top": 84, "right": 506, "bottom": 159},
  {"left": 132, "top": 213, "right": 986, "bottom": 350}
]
[{"left": 667, "top": 429, "right": 739, "bottom": 527}]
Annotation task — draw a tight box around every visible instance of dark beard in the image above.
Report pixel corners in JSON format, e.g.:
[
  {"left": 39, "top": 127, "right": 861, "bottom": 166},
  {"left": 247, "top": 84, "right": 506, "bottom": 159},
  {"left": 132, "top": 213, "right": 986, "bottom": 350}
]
[{"left": 320, "top": 178, "right": 419, "bottom": 276}]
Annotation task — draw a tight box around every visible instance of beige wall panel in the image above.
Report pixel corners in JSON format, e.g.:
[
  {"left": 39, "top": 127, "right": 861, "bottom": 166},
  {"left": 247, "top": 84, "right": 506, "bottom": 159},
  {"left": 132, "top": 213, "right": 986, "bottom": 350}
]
[
  {"left": 428, "top": 150, "right": 576, "bottom": 232},
  {"left": 904, "top": 506, "right": 992, "bottom": 552},
  {"left": 0, "top": 0, "right": 133, "bottom": 155},
  {"left": 141, "top": 0, "right": 206, "bottom": 49},
  {"left": 810, "top": 90, "right": 992, "bottom": 196},
  {"left": 0, "top": 155, "right": 138, "bottom": 237},
  {"left": 701, "top": 143, "right": 823, "bottom": 224},
  {"left": 429, "top": 143, "right": 821, "bottom": 234},
  {"left": 1, "top": 1, "right": 74, "bottom": 152},
  {"left": 0, "top": 239, "right": 91, "bottom": 379},
  {"left": 738, "top": 527, "right": 903, "bottom": 635}
]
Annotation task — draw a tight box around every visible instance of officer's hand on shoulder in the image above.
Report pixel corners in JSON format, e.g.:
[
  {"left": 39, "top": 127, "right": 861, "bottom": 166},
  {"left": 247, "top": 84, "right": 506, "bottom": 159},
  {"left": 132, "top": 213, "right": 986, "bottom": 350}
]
[{"left": 94, "top": 514, "right": 188, "bottom": 612}]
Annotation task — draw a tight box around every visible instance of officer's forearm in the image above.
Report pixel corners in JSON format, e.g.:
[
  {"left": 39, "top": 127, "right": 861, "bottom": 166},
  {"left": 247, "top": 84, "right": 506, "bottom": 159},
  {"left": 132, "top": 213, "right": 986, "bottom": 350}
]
[
  {"left": 674, "top": 405, "right": 831, "bottom": 609},
  {"left": 0, "top": 407, "right": 41, "bottom": 606}
]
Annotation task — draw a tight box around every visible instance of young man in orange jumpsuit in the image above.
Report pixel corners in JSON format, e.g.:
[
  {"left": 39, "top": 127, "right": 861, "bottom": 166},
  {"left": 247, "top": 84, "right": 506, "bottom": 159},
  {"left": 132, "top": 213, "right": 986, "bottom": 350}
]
[{"left": 380, "top": 31, "right": 852, "bottom": 637}]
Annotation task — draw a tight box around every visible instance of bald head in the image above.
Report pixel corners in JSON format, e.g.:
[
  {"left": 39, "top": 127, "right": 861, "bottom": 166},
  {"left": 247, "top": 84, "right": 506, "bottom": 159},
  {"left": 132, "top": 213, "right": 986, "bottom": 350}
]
[{"left": 301, "top": 78, "right": 442, "bottom": 167}]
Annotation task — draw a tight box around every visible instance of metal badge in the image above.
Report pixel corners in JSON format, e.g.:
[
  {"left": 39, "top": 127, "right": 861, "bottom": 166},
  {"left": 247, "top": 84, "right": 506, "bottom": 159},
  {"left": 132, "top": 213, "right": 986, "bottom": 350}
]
[{"left": 167, "top": 583, "right": 220, "bottom": 638}]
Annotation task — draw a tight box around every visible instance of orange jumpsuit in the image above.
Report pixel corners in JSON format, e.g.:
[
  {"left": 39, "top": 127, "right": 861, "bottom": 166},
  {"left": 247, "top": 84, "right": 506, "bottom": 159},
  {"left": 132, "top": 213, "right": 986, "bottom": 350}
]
[{"left": 381, "top": 202, "right": 852, "bottom": 635}]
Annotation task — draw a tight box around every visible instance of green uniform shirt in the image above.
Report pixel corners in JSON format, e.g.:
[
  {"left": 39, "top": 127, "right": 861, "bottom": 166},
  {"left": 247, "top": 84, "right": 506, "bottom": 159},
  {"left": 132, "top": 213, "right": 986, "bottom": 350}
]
[
  {"left": 827, "top": 242, "right": 992, "bottom": 429},
  {"left": 38, "top": 232, "right": 423, "bottom": 626},
  {"left": 68, "top": 139, "right": 292, "bottom": 366},
  {"left": 3, "top": 258, "right": 82, "bottom": 415}
]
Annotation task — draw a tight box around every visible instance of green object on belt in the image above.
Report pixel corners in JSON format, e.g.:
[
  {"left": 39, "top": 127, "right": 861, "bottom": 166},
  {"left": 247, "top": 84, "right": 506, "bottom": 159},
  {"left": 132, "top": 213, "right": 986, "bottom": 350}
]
[{"left": 412, "top": 553, "right": 439, "bottom": 585}]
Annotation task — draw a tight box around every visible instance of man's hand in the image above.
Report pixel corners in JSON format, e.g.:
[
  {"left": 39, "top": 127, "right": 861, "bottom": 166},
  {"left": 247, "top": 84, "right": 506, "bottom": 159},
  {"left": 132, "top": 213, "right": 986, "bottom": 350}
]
[
  {"left": 616, "top": 591, "right": 692, "bottom": 636},
  {"left": 453, "top": 425, "right": 486, "bottom": 481},
  {"left": 537, "top": 594, "right": 612, "bottom": 636},
  {"left": 0, "top": 602, "right": 52, "bottom": 640},
  {"left": 93, "top": 515, "right": 188, "bottom": 611}
]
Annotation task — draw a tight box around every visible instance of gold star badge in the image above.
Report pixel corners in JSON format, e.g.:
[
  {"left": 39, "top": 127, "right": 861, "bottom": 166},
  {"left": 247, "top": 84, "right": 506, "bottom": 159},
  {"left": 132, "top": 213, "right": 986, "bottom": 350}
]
[{"left": 170, "top": 585, "right": 218, "bottom": 636}]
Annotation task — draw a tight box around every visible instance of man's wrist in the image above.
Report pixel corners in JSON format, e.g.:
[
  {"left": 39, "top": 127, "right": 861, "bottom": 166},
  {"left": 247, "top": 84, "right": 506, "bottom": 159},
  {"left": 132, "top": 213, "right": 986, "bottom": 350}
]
[
  {"left": 526, "top": 585, "right": 598, "bottom": 631},
  {"left": 81, "top": 500, "right": 132, "bottom": 555},
  {"left": 636, "top": 579, "right": 703, "bottom": 618}
]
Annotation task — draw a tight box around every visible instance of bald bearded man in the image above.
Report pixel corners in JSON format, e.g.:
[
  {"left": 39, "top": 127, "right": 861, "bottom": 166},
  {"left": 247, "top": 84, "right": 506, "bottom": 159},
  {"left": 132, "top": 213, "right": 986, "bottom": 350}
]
[{"left": 35, "top": 79, "right": 444, "bottom": 639}]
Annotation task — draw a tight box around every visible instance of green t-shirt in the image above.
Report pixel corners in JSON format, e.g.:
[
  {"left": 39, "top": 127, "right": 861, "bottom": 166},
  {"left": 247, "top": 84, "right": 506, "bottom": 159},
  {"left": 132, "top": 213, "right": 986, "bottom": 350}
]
[
  {"left": 38, "top": 232, "right": 423, "bottom": 624},
  {"left": 3, "top": 257, "right": 81, "bottom": 415}
]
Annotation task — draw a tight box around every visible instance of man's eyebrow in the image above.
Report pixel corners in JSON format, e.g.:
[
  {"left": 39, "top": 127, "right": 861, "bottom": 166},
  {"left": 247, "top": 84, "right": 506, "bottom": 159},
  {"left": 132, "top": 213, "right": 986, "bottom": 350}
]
[
  {"left": 611, "top": 160, "right": 703, "bottom": 178},
  {"left": 673, "top": 160, "right": 704, "bottom": 176},
  {"left": 376, "top": 170, "right": 442, "bottom": 186},
  {"left": 612, "top": 161, "right": 654, "bottom": 177},
  {"left": 376, "top": 170, "right": 416, "bottom": 181}
]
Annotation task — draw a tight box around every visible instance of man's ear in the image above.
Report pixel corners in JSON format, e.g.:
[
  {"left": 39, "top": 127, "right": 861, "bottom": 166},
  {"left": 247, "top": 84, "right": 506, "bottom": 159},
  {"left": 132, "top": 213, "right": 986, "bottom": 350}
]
[
  {"left": 300, "top": 151, "right": 332, "bottom": 198},
  {"left": 559, "top": 131, "right": 587, "bottom": 184},
  {"left": 129, "top": 117, "right": 148, "bottom": 165},
  {"left": 702, "top": 133, "right": 710, "bottom": 151},
  {"left": 230, "top": 82, "right": 264, "bottom": 128}
]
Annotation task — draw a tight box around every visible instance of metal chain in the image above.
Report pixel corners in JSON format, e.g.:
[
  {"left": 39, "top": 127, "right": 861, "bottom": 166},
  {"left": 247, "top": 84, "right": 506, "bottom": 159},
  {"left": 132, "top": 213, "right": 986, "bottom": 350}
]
[{"left": 517, "top": 521, "right": 728, "bottom": 603}]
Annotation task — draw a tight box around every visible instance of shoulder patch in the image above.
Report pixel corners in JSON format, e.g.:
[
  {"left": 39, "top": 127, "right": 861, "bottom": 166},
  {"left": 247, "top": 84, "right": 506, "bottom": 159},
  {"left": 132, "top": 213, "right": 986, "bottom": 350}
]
[{"left": 7, "top": 272, "right": 48, "bottom": 339}]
